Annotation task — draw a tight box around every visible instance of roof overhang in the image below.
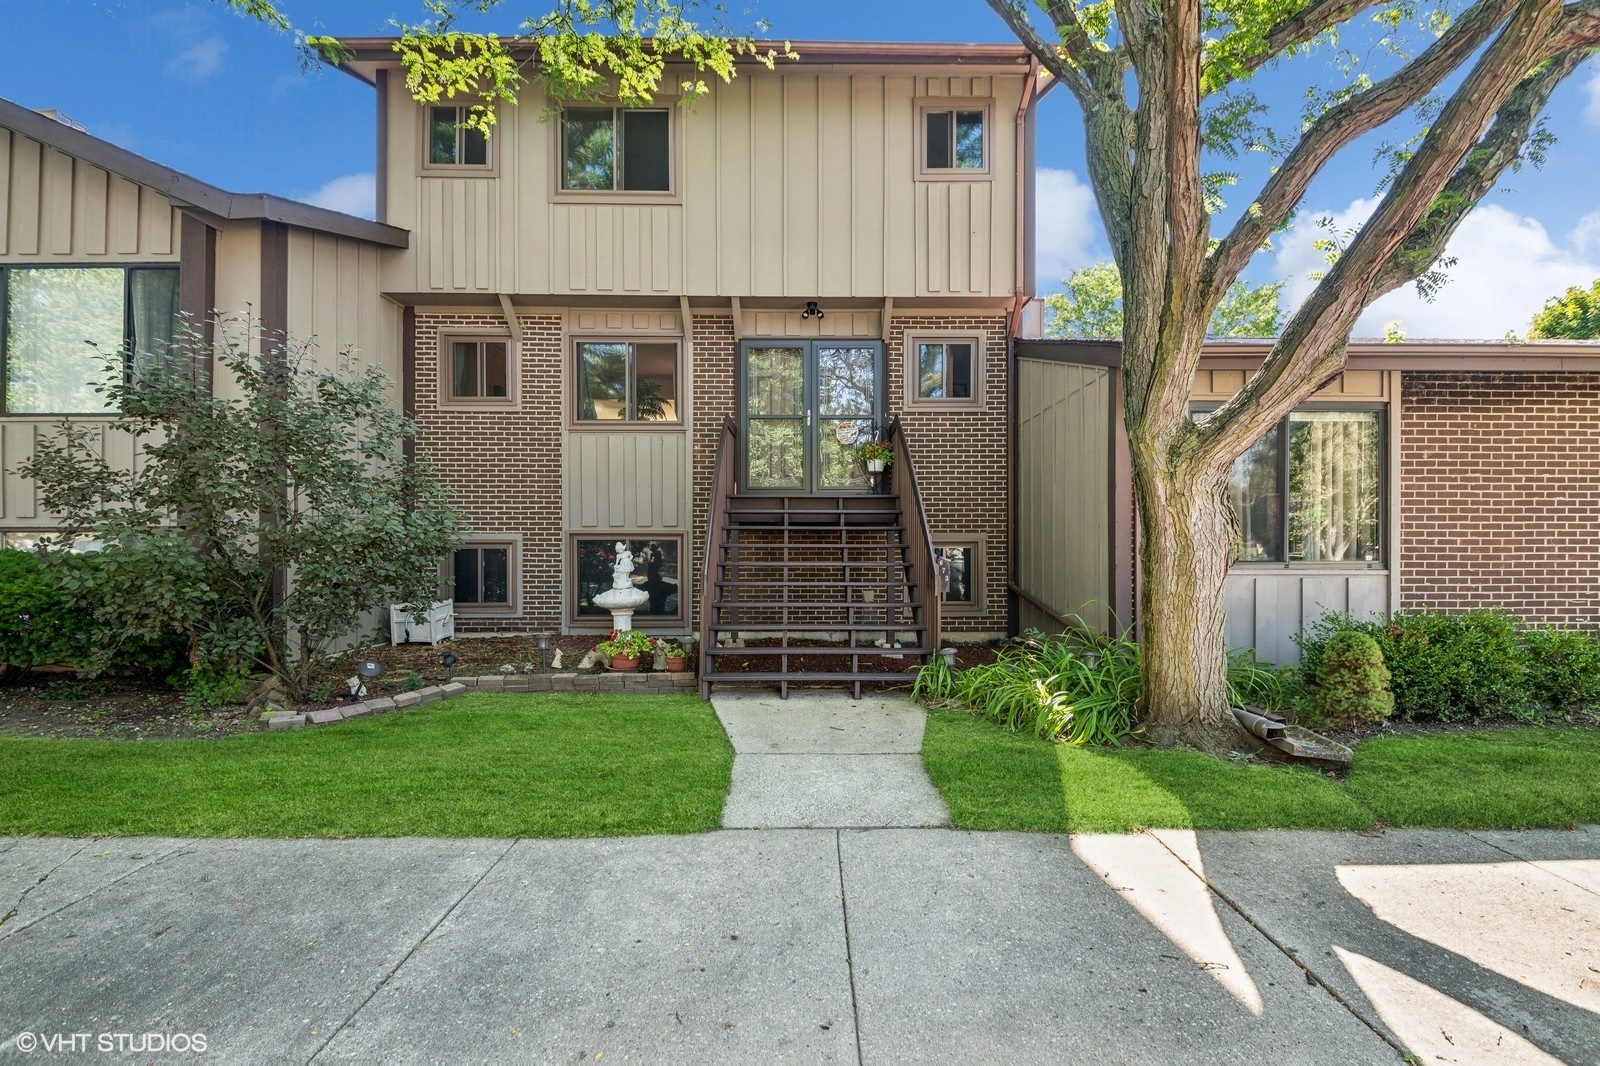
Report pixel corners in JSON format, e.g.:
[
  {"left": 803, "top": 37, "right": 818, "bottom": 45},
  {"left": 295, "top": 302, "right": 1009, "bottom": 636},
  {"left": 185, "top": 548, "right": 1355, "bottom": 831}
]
[
  {"left": 1017, "top": 337, "right": 1600, "bottom": 373},
  {"left": 0, "top": 95, "right": 409, "bottom": 248}
]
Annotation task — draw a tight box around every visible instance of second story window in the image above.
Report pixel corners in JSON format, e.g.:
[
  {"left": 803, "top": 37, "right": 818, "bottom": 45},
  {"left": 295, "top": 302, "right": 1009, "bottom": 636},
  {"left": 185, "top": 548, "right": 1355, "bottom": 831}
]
[
  {"left": 926, "top": 109, "right": 985, "bottom": 170},
  {"left": 428, "top": 106, "right": 489, "bottom": 167},
  {"left": 561, "top": 108, "right": 671, "bottom": 192}
]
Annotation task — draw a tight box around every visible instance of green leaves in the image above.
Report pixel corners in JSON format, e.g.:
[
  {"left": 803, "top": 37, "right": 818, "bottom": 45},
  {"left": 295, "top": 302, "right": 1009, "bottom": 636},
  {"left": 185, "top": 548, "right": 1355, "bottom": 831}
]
[
  {"left": 1528, "top": 276, "right": 1600, "bottom": 339},
  {"left": 1044, "top": 260, "right": 1284, "bottom": 338}
]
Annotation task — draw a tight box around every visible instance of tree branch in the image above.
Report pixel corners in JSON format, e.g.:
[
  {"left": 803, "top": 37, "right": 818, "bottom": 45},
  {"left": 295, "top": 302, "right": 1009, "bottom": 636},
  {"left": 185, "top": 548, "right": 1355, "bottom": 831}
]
[
  {"left": 1205, "top": 0, "right": 1522, "bottom": 306},
  {"left": 1209, "top": 0, "right": 1389, "bottom": 90},
  {"left": 983, "top": 0, "right": 1090, "bottom": 95}
]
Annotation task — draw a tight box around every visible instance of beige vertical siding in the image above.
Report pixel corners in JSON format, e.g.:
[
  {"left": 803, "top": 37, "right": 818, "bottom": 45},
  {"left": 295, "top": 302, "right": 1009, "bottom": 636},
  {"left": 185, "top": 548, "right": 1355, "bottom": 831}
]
[
  {"left": 565, "top": 433, "right": 688, "bottom": 531},
  {"left": 0, "top": 129, "right": 179, "bottom": 262},
  {"left": 1224, "top": 572, "right": 1390, "bottom": 665},
  {"left": 286, "top": 229, "right": 403, "bottom": 391},
  {"left": 1015, "top": 358, "right": 1113, "bottom": 634},
  {"left": 0, "top": 420, "right": 144, "bottom": 529},
  {"left": 382, "top": 67, "right": 1024, "bottom": 299}
]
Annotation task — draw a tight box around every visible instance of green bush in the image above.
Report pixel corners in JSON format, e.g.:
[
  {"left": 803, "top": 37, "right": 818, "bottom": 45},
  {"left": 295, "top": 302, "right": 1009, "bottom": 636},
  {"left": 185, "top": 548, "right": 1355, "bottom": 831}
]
[
  {"left": 1298, "top": 610, "right": 1530, "bottom": 722},
  {"left": 179, "top": 664, "right": 253, "bottom": 717},
  {"left": 1522, "top": 628, "right": 1600, "bottom": 713},
  {"left": 1312, "top": 631, "right": 1394, "bottom": 723},
  {"left": 0, "top": 549, "right": 83, "bottom": 678}
]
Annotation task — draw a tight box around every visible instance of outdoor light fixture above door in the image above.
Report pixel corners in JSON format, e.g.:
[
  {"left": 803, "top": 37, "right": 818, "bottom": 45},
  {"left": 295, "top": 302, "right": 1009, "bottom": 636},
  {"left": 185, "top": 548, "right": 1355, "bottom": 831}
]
[{"left": 801, "top": 301, "right": 824, "bottom": 320}]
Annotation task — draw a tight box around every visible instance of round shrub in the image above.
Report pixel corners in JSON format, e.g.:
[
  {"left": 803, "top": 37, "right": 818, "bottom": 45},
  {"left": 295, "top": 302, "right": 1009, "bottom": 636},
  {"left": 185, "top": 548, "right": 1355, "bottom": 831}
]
[
  {"left": 1313, "top": 631, "right": 1394, "bottom": 723},
  {"left": 0, "top": 548, "right": 81, "bottom": 678}
]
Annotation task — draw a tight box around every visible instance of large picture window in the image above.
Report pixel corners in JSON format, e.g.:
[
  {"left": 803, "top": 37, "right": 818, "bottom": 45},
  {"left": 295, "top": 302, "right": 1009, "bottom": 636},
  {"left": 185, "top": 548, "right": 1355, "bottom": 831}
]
[
  {"left": 1209, "top": 407, "right": 1384, "bottom": 565},
  {"left": 574, "top": 537, "right": 682, "bottom": 623},
  {"left": 1, "top": 265, "right": 179, "bottom": 415},
  {"left": 561, "top": 107, "right": 671, "bottom": 192},
  {"left": 575, "top": 341, "right": 678, "bottom": 422}
]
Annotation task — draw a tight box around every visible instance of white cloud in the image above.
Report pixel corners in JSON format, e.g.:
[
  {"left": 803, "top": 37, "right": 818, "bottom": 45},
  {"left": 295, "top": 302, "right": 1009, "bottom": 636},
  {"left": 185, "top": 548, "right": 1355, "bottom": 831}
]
[
  {"left": 1273, "top": 199, "right": 1600, "bottom": 338},
  {"left": 303, "top": 173, "right": 377, "bottom": 220},
  {"left": 1585, "top": 60, "right": 1600, "bottom": 127},
  {"left": 166, "top": 38, "right": 228, "bottom": 82},
  {"left": 1034, "top": 167, "right": 1103, "bottom": 287}
]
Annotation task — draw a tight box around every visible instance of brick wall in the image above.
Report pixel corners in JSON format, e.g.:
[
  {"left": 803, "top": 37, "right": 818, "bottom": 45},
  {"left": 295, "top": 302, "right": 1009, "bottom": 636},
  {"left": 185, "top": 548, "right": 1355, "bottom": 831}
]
[
  {"left": 1400, "top": 371, "right": 1600, "bottom": 625},
  {"left": 413, "top": 310, "right": 565, "bottom": 634}
]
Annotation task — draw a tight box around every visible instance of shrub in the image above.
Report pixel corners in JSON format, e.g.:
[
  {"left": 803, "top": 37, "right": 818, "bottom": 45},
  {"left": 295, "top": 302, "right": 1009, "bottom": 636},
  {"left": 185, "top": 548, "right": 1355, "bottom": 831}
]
[
  {"left": 1312, "top": 631, "right": 1394, "bottom": 723},
  {"left": 0, "top": 549, "right": 79, "bottom": 678},
  {"left": 179, "top": 664, "right": 253, "bottom": 717},
  {"left": 1298, "top": 610, "right": 1530, "bottom": 722},
  {"left": 1522, "top": 628, "right": 1600, "bottom": 714}
]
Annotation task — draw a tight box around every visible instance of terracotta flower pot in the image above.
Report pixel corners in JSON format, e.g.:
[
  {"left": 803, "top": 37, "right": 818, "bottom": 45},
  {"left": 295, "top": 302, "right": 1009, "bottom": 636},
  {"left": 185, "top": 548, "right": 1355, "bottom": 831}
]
[
  {"left": 664, "top": 657, "right": 688, "bottom": 672},
  {"left": 610, "top": 654, "right": 640, "bottom": 672}
]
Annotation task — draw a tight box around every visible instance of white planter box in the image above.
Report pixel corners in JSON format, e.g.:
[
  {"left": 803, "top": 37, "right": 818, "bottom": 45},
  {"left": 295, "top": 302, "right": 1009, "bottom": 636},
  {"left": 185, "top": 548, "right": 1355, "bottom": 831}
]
[{"left": 390, "top": 600, "right": 455, "bottom": 646}]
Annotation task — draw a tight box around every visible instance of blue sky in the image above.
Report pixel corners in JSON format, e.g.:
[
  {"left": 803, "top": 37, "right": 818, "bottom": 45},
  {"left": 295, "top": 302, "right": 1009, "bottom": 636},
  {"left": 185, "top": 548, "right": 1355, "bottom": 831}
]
[{"left": 4, "top": 0, "right": 1598, "bottom": 337}]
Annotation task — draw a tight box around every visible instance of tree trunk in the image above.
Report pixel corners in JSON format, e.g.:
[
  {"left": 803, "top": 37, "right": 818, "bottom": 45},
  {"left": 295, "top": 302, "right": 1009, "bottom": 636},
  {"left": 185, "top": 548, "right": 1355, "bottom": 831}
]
[{"left": 1131, "top": 450, "right": 1239, "bottom": 752}]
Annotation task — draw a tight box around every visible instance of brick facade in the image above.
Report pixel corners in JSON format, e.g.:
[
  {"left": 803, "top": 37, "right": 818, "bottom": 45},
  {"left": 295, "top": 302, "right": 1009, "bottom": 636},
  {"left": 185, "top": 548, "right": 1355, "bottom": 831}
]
[
  {"left": 1400, "top": 371, "right": 1600, "bottom": 625},
  {"left": 412, "top": 309, "right": 565, "bottom": 634}
]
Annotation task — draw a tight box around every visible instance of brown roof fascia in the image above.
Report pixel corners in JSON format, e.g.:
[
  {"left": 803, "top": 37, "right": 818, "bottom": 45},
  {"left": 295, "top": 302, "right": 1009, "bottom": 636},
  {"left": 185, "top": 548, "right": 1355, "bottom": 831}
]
[
  {"left": 1197, "top": 339, "right": 1600, "bottom": 373},
  {"left": 0, "top": 95, "right": 409, "bottom": 249},
  {"left": 327, "top": 36, "right": 1034, "bottom": 84}
]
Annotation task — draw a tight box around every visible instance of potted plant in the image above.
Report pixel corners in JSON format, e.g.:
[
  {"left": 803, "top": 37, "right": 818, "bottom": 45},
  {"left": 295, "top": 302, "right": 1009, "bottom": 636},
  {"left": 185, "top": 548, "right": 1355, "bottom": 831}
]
[
  {"left": 856, "top": 438, "right": 893, "bottom": 473},
  {"left": 662, "top": 642, "right": 690, "bottom": 672},
  {"left": 594, "top": 629, "right": 654, "bottom": 671}
]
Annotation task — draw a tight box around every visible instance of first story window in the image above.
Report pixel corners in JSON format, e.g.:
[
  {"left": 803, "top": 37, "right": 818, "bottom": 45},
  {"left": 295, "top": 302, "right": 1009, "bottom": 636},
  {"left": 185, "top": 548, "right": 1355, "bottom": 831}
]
[
  {"left": 445, "top": 337, "right": 511, "bottom": 402},
  {"left": 1212, "top": 407, "right": 1385, "bottom": 564},
  {"left": 452, "top": 542, "right": 513, "bottom": 608},
  {"left": 561, "top": 107, "right": 671, "bottom": 192},
  {"left": 428, "top": 106, "right": 489, "bottom": 167},
  {"left": 911, "top": 338, "right": 978, "bottom": 404},
  {"left": 574, "top": 536, "right": 682, "bottom": 623},
  {"left": 575, "top": 341, "right": 679, "bottom": 422},
  {"left": 934, "top": 542, "right": 980, "bottom": 610},
  {"left": 1, "top": 265, "right": 179, "bottom": 415}
]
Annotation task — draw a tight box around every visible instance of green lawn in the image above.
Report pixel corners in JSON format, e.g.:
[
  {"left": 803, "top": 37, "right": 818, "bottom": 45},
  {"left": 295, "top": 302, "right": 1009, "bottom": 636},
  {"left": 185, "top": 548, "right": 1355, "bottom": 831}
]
[
  {"left": 0, "top": 694, "right": 732, "bottom": 838},
  {"left": 922, "top": 710, "right": 1600, "bottom": 833}
]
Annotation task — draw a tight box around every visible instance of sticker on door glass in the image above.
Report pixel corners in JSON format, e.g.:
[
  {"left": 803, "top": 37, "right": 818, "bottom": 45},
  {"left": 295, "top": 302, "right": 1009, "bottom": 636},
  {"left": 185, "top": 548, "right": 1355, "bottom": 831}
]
[{"left": 834, "top": 420, "right": 867, "bottom": 446}]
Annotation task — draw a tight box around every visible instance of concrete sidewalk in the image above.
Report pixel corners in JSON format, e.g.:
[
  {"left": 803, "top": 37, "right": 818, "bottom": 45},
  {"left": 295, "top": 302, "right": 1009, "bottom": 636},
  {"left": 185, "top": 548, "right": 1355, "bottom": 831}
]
[{"left": 3, "top": 826, "right": 1597, "bottom": 1063}]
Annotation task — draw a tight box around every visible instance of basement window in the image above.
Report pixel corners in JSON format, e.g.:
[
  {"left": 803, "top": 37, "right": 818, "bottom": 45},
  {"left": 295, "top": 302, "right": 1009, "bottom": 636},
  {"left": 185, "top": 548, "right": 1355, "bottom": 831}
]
[
  {"left": 573, "top": 536, "right": 683, "bottom": 625},
  {"left": 451, "top": 540, "right": 516, "bottom": 612}
]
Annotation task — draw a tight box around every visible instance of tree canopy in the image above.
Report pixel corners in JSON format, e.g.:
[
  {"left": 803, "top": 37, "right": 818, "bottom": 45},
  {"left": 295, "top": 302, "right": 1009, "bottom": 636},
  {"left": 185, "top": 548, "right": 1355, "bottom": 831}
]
[
  {"left": 1528, "top": 277, "right": 1600, "bottom": 338},
  {"left": 1046, "top": 261, "right": 1283, "bottom": 339}
]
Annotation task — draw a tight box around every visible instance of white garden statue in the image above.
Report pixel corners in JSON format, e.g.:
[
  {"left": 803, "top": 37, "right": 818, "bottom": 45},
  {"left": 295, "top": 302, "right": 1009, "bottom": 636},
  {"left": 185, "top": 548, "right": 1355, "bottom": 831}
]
[{"left": 593, "top": 540, "right": 649, "bottom": 631}]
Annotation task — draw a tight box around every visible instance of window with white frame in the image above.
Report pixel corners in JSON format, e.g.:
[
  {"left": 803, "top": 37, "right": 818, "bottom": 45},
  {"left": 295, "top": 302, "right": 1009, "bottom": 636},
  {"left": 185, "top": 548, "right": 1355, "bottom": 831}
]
[
  {"left": 427, "top": 106, "right": 489, "bottom": 167},
  {"left": 561, "top": 107, "right": 671, "bottom": 192}
]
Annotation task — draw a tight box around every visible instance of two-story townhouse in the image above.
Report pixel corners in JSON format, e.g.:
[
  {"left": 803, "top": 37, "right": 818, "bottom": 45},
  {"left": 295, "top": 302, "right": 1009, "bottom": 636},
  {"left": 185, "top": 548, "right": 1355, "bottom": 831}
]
[{"left": 329, "top": 40, "right": 1044, "bottom": 693}]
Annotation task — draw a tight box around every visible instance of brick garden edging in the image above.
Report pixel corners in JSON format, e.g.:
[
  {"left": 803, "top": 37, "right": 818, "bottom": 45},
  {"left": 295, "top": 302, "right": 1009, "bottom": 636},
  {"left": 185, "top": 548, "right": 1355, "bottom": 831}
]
[{"left": 267, "top": 670, "right": 700, "bottom": 730}]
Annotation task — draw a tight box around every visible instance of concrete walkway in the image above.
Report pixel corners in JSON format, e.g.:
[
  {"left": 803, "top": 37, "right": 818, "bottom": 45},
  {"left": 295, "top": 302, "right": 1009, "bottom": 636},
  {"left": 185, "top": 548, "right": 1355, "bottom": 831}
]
[
  {"left": 2, "top": 693, "right": 1597, "bottom": 1063},
  {"left": 712, "top": 691, "right": 949, "bottom": 829}
]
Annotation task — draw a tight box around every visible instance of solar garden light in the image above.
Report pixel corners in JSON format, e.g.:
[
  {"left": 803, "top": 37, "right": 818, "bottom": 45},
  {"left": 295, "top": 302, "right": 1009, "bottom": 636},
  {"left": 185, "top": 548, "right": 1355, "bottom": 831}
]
[
  {"left": 441, "top": 650, "right": 458, "bottom": 681},
  {"left": 355, "top": 660, "right": 383, "bottom": 699},
  {"left": 536, "top": 632, "right": 553, "bottom": 670},
  {"left": 940, "top": 647, "right": 957, "bottom": 669}
]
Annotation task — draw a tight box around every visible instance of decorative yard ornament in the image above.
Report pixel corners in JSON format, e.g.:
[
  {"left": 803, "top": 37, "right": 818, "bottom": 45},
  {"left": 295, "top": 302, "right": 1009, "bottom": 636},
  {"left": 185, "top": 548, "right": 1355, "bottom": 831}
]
[{"left": 593, "top": 540, "right": 650, "bottom": 632}]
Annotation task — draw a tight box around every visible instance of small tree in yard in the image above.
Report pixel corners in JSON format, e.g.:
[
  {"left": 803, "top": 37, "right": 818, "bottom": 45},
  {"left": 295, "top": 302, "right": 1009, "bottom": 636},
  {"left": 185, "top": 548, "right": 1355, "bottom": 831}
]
[{"left": 21, "top": 324, "right": 463, "bottom": 701}]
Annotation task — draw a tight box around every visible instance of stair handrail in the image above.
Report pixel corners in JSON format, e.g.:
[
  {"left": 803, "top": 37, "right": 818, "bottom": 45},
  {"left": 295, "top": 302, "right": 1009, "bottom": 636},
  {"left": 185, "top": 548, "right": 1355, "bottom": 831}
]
[
  {"left": 699, "top": 414, "right": 738, "bottom": 692},
  {"left": 884, "top": 417, "right": 941, "bottom": 659}
]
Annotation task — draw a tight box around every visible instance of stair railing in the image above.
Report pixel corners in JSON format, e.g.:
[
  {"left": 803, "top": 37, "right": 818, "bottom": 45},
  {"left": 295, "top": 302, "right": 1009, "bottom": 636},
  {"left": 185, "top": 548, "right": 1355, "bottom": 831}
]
[
  {"left": 699, "top": 415, "right": 738, "bottom": 695},
  {"left": 884, "top": 417, "right": 941, "bottom": 659}
]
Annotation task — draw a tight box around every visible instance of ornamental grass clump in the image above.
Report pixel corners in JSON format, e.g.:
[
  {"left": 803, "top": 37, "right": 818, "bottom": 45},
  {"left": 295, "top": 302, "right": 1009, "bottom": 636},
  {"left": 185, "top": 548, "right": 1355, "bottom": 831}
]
[
  {"left": 1312, "top": 631, "right": 1394, "bottom": 724},
  {"left": 912, "top": 630, "right": 1294, "bottom": 747}
]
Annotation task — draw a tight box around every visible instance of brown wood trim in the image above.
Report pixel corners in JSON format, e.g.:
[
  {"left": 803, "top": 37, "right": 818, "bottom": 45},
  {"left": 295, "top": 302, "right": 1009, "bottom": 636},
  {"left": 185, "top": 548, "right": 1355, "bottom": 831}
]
[
  {"left": 1015, "top": 339, "right": 1123, "bottom": 367},
  {"left": 1007, "top": 582, "right": 1073, "bottom": 631},
  {"left": 402, "top": 305, "right": 417, "bottom": 464},
  {"left": 258, "top": 221, "right": 290, "bottom": 361},
  {"left": 375, "top": 68, "right": 389, "bottom": 223},
  {"left": 178, "top": 212, "right": 216, "bottom": 383}
]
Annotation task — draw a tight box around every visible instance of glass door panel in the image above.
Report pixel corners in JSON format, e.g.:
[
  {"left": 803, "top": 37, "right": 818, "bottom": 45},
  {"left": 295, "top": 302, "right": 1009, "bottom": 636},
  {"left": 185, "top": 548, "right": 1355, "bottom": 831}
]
[
  {"left": 744, "top": 346, "right": 806, "bottom": 490},
  {"left": 740, "top": 340, "right": 882, "bottom": 493},
  {"left": 816, "top": 345, "right": 879, "bottom": 490}
]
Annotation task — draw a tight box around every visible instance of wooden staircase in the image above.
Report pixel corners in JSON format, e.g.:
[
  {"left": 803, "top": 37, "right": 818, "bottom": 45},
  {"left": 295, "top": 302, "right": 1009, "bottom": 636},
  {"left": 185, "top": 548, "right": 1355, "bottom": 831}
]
[{"left": 699, "top": 417, "right": 941, "bottom": 699}]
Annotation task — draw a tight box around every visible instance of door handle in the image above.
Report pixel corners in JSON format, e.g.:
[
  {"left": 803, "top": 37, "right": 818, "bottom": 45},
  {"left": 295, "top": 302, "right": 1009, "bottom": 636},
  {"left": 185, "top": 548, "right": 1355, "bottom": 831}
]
[{"left": 806, "top": 409, "right": 813, "bottom": 428}]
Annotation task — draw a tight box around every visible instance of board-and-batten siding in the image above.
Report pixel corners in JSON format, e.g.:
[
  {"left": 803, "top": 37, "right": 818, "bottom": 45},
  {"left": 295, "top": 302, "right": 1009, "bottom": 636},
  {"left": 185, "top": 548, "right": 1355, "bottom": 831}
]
[
  {"left": 384, "top": 72, "right": 1020, "bottom": 299},
  {"left": 0, "top": 128, "right": 179, "bottom": 262},
  {"left": 566, "top": 433, "right": 687, "bottom": 532},
  {"left": 285, "top": 230, "right": 403, "bottom": 386},
  {"left": 1015, "top": 358, "right": 1112, "bottom": 635},
  {"left": 0, "top": 422, "right": 143, "bottom": 527}
]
